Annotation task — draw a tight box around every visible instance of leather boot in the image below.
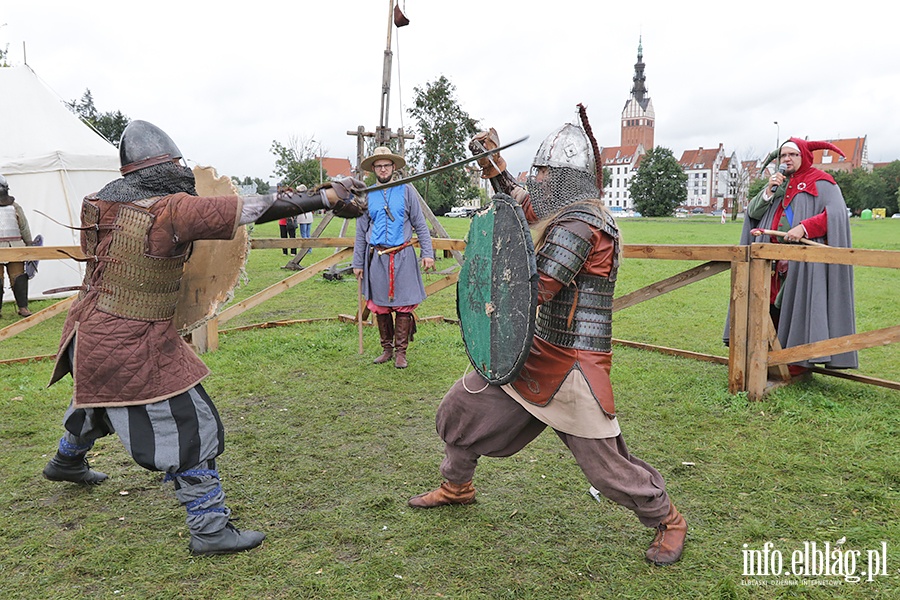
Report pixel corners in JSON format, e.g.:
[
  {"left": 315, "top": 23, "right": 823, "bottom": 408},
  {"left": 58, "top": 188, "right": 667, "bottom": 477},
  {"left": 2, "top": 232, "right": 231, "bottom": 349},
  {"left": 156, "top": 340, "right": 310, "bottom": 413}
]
[
  {"left": 189, "top": 523, "right": 266, "bottom": 556},
  {"left": 645, "top": 503, "right": 687, "bottom": 566},
  {"left": 393, "top": 312, "right": 414, "bottom": 369},
  {"left": 373, "top": 313, "right": 394, "bottom": 364},
  {"left": 408, "top": 480, "right": 476, "bottom": 508},
  {"left": 13, "top": 274, "right": 32, "bottom": 317},
  {"left": 42, "top": 452, "right": 108, "bottom": 485}
]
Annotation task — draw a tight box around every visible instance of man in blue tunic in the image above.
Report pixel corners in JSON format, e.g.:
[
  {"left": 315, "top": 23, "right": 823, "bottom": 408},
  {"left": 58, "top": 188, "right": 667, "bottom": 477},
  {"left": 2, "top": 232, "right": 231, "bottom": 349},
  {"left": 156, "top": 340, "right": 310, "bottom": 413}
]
[{"left": 352, "top": 147, "right": 435, "bottom": 368}]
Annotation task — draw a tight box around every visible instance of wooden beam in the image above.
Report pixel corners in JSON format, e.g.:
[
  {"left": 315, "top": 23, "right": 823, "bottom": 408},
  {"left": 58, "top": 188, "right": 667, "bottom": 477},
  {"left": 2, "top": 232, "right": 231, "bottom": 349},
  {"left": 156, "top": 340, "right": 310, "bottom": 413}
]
[
  {"left": 622, "top": 244, "right": 748, "bottom": 262},
  {"left": 0, "top": 354, "right": 56, "bottom": 365},
  {"left": 751, "top": 244, "right": 900, "bottom": 269},
  {"left": 0, "top": 246, "right": 84, "bottom": 261},
  {"left": 424, "top": 271, "right": 460, "bottom": 296},
  {"left": 746, "top": 256, "right": 772, "bottom": 400},
  {"left": 613, "top": 261, "right": 729, "bottom": 312},
  {"left": 216, "top": 249, "right": 353, "bottom": 325},
  {"left": 250, "top": 237, "right": 466, "bottom": 251},
  {"left": 612, "top": 339, "right": 728, "bottom": 364},
  {"left": 766, "top": 319, "right": 791, "bottom": 381},
  {"left": 0, "top": 295, "right": 75, "bottom": 343},
  {"left": 807, "top": 367, "right": 900, "bottom": 392},
  {"left": 768, "top": 325, "right": 900, "bottom": 366},
  {"left": 727, "top": 261, "right": 750, "bottom": 394}
]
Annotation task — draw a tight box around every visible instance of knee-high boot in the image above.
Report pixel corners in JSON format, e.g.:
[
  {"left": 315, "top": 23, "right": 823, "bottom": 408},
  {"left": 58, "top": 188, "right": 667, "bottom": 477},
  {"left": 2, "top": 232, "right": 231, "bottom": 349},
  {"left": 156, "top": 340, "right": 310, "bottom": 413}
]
[
  {"left": 170, "top": 464, "right": 265, "bottom": 556},
  {"left": 393, "top": 312, "right": 415, "bottom": 369},
  {"left": 13, "top": 274, "right": 31, "bottom": 317},
  {"left": 373, "top": 313, "right": 394, "bottom": 364}
]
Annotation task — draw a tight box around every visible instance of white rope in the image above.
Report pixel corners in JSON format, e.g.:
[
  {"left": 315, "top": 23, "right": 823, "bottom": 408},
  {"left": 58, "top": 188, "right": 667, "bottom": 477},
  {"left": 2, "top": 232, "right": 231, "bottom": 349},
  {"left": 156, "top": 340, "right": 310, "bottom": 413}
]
[{"left": 461, "top": 363, "right": 490, "bottom": 394}]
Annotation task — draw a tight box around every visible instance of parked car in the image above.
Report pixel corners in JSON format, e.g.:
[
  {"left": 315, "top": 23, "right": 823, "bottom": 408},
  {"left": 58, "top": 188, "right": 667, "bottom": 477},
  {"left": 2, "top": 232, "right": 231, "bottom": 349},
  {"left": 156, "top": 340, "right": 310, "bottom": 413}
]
[
  {"left": 892, "top": 213, "right": 900, "bottom": 219},
  {"left": 446, "top": 206, "right": 476, "bottom": 218}
]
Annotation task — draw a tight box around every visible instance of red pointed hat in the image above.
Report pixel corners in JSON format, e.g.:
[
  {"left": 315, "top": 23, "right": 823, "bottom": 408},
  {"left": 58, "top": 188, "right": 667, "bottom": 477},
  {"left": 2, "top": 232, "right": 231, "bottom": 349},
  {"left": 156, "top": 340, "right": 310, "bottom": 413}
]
[{"left": 780, "top": 137, "right": 844, "bottom": 205}]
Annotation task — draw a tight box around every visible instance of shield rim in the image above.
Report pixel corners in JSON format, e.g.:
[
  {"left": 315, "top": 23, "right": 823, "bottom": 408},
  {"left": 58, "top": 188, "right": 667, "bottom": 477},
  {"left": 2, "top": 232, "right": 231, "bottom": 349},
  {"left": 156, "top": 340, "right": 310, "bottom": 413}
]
[{"left": 457, "top": 193, "right": 537, "bottom": 385}]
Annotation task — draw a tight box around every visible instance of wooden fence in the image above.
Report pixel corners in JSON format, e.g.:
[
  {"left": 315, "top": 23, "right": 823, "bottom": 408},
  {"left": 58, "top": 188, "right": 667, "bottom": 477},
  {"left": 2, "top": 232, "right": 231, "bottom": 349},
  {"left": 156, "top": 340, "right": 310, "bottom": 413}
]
[{"left": 2, "top": 239, "right": 898, "bottom": 400}]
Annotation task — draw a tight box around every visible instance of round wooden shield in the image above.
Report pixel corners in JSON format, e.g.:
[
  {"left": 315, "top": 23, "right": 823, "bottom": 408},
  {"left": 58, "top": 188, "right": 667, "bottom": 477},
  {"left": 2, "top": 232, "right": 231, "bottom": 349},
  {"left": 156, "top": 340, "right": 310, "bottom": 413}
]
[
  {"left": 173, "top": 166, "right": 250, "bottom": 335},
  {"left": 457, "top": 193, "right": 538, "bottom": 384}
]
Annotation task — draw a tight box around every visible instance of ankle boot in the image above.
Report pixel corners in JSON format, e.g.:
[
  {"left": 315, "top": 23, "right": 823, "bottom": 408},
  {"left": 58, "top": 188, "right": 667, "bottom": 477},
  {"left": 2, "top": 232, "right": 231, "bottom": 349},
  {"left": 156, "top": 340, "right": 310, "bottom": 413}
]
[
  {"left": 646, "top": 503, "right": 687, "bottom": 566},
  {"left": 373, "top": 313, "right": 394, "bottom": 364},
  {"left": 393, "top": 312, "right": 415, "bottom": 369},
  {"left": 408, "top": 480, "right": 476, "bottom": 508},
  {"left": 189, "top": 523, "right": 266, "bottom": 556},
  {"left": 42, "top": 452, "right": 108, "bottom": 485}
]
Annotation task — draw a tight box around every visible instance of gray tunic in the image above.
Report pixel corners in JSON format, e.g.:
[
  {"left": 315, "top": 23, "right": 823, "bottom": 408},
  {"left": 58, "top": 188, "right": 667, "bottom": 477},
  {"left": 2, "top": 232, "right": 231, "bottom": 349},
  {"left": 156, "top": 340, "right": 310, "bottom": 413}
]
[
  {"left": 352, "top": 183, "right": 434, "bottom": 308},
  {"left": 725, "top": 181, "right": 857, "bottom": 369}
]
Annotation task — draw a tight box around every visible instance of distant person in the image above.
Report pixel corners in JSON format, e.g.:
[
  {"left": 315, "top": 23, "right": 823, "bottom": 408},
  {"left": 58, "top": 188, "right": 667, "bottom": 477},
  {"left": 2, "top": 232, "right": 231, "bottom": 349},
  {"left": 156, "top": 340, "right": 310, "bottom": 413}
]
[
  {"left": 352, "top": 147, "right": 435, "bottom": 368},
  {"left": 278, "top": 186, "right": 299, "bottom": 255},
  {"left": 0, "top": 174, "right": 34, "bottom": 318},
  {"left": 40, "top": 120, "right": 366, "bottom": 556},
  {"left": 295, "top": 184, "right": 313, "bottom": 254},
  {"left": 408, "top": 115, "right": 687, "bottom": 567},
  {"left": 726, "top": 137, "right": 857, "bottom": 374}
]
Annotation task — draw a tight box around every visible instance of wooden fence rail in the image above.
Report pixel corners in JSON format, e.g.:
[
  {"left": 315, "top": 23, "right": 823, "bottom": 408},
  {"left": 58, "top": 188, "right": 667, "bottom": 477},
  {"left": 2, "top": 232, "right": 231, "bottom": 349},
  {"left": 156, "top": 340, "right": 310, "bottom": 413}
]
[{"left": 2, "top": 240, "right": 898, "bottom": 400}]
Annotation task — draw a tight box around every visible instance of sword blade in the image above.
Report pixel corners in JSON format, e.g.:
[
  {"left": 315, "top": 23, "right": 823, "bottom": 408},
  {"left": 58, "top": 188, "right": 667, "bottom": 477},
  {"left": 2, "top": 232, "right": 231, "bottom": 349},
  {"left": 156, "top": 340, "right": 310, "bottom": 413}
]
[{"left": 362, "top": 135, "right": 529, "bottom": 194}]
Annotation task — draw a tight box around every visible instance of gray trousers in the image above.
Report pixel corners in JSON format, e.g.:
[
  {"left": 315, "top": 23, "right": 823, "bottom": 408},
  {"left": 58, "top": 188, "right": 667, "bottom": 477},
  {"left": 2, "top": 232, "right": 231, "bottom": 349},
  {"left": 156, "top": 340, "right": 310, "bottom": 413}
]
[
  {"left": 55, "top": 352, "right": 231, "bottom": 535},
  {"left": 435, "top": 371, "right": 671, "bottom": 528}
]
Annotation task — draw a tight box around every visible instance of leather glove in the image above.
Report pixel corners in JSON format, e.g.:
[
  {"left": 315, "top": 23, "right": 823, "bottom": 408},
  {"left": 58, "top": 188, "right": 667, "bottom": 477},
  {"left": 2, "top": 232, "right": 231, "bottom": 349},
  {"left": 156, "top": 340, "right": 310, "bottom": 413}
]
[
  {"left": 469, "top": 128, "right": 506, "bottom": 179},
  {"left": 331, "top": 177, "right": 367, "bottom": 200},
  {"left": 320, "top": 177, "right": 368, "bottom": 219}
]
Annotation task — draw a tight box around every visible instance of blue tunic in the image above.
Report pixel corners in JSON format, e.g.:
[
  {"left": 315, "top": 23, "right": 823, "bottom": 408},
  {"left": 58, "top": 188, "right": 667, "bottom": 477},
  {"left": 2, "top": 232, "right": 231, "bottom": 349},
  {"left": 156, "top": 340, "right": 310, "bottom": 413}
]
[{"left": 352, "top": 184, "right": 435, "bottom": 308}]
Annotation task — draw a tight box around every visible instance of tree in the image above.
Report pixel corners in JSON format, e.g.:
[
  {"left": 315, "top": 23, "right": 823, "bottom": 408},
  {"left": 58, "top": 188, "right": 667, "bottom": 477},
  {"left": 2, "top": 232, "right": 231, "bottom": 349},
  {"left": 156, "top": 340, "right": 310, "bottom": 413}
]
[
  {"left": 629, "top": 147, "right": 687, "bottom": 217},
  {"left": 270, "top": 135, "right": 328, "bottom": 189},
  {"left": 832, "top": 164, "right": 900, "bottom": 216},
  {"left": 747, "top": 177, "right": 767, "bottom": 201},
  {"left": 67, "top": 89, "right": 130, "bottom": 147},
  {"left": 406, "top": 75, "right": 481, "bottom": 214}
]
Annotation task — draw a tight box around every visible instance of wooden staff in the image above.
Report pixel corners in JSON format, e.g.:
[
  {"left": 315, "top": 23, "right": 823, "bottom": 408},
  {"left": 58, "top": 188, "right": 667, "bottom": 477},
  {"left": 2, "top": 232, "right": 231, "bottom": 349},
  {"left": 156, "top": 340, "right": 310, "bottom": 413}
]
[
  {"left": 750, "top": 228, "right": 827, "bottom": 247},
  {"left": 377, "top": 239, "right": 420, "bottom": 255},
  {"left": 357, "top": 278, "right": 365, "bottom": 354}
]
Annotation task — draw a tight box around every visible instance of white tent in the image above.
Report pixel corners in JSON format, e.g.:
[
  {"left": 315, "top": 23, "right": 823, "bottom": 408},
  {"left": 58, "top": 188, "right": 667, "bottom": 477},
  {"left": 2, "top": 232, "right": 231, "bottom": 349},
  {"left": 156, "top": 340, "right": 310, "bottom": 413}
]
[{"left": 0, "top": 65, "right": 120, "bottom": 300}]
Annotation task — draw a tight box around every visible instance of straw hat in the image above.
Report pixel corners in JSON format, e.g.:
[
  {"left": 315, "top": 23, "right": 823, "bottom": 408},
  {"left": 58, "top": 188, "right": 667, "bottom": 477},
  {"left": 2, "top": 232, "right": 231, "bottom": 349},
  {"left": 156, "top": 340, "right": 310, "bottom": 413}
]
[{"left": 360, "top": 146, "right": 406, "bottom": 172}]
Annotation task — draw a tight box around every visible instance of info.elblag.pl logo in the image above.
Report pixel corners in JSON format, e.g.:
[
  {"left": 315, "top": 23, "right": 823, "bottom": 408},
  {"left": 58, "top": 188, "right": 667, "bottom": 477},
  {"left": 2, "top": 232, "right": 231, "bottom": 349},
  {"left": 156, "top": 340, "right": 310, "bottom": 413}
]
[{"left": 742, "top": 539, "right": 890, "bottom": 585}]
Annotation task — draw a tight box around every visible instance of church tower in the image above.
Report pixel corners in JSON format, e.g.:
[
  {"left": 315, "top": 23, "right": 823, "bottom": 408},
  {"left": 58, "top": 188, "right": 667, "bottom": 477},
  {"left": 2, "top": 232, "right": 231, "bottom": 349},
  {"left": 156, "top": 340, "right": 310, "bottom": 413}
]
[{"left": 621, "top": 37, "right": 655, "bottom": 149}]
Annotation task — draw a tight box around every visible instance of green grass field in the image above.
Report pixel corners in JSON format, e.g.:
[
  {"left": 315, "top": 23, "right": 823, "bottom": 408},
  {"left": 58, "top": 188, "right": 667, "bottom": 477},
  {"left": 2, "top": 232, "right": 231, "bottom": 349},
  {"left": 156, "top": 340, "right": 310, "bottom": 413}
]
[{"left": 1, "top": 215, "right": 898, "bottom": 599}]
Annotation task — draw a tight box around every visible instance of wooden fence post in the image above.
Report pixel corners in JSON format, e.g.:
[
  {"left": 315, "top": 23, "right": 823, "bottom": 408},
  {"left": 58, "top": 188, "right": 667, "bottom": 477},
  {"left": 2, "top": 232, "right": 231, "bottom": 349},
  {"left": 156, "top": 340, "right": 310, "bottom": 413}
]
[{"left": 746, "top": 251, "right": 772, "bottom": 400}]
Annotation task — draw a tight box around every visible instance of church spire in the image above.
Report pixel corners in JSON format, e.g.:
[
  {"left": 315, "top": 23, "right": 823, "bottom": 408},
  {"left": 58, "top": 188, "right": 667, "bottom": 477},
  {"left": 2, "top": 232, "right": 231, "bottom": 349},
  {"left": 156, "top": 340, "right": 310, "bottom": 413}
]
[
  {"left": 621, "top": 35, "right": 655, "bottom": 149},
  {"left": 630, "top": 36, "right": 649, "bottom": 108}
]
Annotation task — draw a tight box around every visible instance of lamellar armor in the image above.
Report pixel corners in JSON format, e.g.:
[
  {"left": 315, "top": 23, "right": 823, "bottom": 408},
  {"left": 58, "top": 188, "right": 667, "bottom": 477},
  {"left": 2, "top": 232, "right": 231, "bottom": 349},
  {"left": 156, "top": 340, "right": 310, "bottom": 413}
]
[
  {"left": 534, "top": 202, "right": 618, "bottom": 352},
  {"left": 80, "top": 197, "right": 187, "bottom": 321}
]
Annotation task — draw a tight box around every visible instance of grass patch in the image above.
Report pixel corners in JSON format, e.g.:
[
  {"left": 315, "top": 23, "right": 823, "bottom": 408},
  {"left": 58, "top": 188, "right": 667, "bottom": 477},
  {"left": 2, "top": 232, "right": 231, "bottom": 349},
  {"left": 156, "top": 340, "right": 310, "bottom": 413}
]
[{"left": 1, "top": 216, "right": 898, "bottom": 598}]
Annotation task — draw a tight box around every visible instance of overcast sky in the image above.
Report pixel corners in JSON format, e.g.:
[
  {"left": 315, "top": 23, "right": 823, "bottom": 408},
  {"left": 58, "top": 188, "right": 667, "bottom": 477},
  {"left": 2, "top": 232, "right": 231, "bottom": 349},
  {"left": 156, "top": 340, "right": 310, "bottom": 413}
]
[{"left": 4, "top": 1, "right": 898, "bottom": 183}]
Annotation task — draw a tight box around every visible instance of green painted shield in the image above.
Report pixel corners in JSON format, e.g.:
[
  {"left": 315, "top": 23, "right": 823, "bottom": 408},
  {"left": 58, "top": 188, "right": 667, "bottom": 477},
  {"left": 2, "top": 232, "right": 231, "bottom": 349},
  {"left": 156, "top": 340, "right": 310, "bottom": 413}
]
[{"left": 457, "top": 193, "right": 538, "bottom": 384}]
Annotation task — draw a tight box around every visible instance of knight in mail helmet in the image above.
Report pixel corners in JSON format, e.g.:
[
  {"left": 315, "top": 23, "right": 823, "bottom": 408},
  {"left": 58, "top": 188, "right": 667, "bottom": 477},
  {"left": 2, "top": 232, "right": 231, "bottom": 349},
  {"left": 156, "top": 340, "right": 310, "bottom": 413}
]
[
  {"left": 97, "top": 120, "right": 196, "bottom": 201},
  {"left": 526, "top": 121, "right": 600, "bottom": 220},
  {"left": 0, "top": 174, "right": 11, "bottom": 206}
]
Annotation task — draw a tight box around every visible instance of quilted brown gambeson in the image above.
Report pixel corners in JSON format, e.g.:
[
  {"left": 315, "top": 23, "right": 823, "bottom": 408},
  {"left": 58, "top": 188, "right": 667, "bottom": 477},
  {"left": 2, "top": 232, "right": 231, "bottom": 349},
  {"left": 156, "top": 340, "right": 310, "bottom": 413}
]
[{"left": 49, "top": 192, "right": 241, "bottom": 408}]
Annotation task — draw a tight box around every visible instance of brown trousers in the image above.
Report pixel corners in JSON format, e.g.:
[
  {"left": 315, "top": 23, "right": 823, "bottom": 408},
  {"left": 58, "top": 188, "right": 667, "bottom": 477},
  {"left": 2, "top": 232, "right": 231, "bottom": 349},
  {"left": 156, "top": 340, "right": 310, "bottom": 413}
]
[
  {"left": 1, "top": 261, "right": 25, "bottom": 285},
  {"left": 435, "top": 371, "right": 671, "bottom": 528}
]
